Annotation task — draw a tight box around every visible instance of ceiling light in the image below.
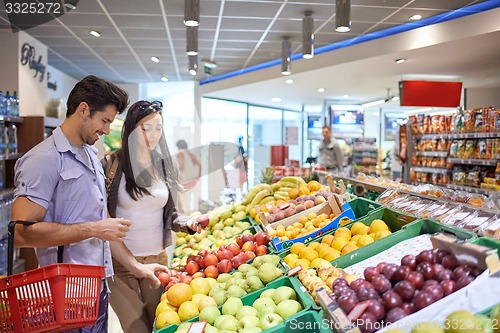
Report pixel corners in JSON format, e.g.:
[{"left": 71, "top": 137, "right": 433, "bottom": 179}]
[
  {"left": 361, "top": 99, "right": 385, "bottom": 108},
  {"left": 64, "top": 0, "right": 77, "bottom": 10},
  {"left": 409, "top": 14, "right": 422, "bottom": 21},
  {"left": 90, "top": 30, "right": 100, "bottom": 37},
  {"left": 317, "top": 88, "right": 325, "bottom": 93},
  {"left": 151, "top": 56, "right": 160, "bottom": 63},
  {"left": 342, "top": 95, "right": 349, "bottom": 98},
  {"left": 188, "top": 55, "right": 198, "bottom": 76},
  {"left": 186, "top": 26, "right": 198, "bottom": 56},
  {"left": 160, "top": 75, "right": 168, "bottom": 82},
  {"left": 281, "top": 37, "right": 292, "bottom": 76},
  {"left": 395, "top": 58, "right": 406, "bottom": 64},
  {"left": 302, "top": 11, "right": 314, "bottom": 59},
  {"left": 285, "top": 79, "right": 294, "bottom": 84},
  {"left": 335, "top": 0, "right": 351, "bottom": 32},
  {"left": 272, "top": 98, "right": 282, "bottom": 102},
  {"left": 184, "top": 0, "right": 199, "bottom": 27},
  {"left": 391, "top": 96, "right": 400, "bottom": 102}
]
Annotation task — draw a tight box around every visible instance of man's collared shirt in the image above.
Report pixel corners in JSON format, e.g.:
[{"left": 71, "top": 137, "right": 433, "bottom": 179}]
[{"left": 14, "top": 126, "right": 113, "bottom": 277}]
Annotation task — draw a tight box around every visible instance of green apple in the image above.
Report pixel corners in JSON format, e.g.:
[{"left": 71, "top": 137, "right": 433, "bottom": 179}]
[
  {"left": 214, "top": 315, "right": 236, "bottom": 330},
  {"left": 245, "top": 267, "right": 259, "bottom": 278},
  {"left": 208, "top": 214, "right": 220, "bottom": 227},
  {"left": 212, "top": 222, "right": 224, "bottom": 231},
  {"left": 239, "top": 316, "right": 260, "bottom": 329},
  {"left": 259, "top": 313, "right": 283, "bottom": 330},
  {"left": 219, "top": 209, "right": 232, "bottom": 220},
  {"left": 238, "top": 264, "right": 253, "bottom": 275},
  {"left": 275, "top": 299, "right": 302, "bottom": 319},
  {"left": 219, "top": 316, "right": 240, "bottom": 331},
  {"left": 260, "top": 289, "right": 275, "bottom": 299},
  {"left": 271, "top": 286, "right": 297, "bottom": 304},
  {"left": 226, "top": 285, "right": 246, "bottom": 298},
  {"left": 211, "top": 289, "right": 227, "bottom": 306},
  {"left": 245, "top": 276, "right": 264, "bottom": 293},
  {"left": 232, "top": 278, "right": 247, "bottom": 290},
  {"left": 232, "top": 272, "right": 244, "bottom": 280},
  {"left": 257, "top": 304, "right": 276, "bottom": 319},
  {"left": 444, "top": 310, "right": 479, "bottom": 333},
  {"left": 174, "top": 322, "right": 192, "bottom": 333},
  {"left": 253, "top": 297, "right": 275, "bottom": 312},
  {"left": 257, "top": 263, "right": 282, "bottom": 284},
  {"left": 223, "top": 218, "right": 235, "bottom": 226},
  {"left": 199, "top": 305, "right": 221, "bottom": 326},
  {"left": 222, "top": 297, "right": 243, "bottom": 316},
  {"left": 204, "top": 324, "right": 219, "bottom": 333},
  {"left": 236, "top": 306, "right": 258, "bottom": 320},
  {"left": 217, "top": 273, "right": 232, "bottom": 284},
  {"left": 240, "top": 328, "right": 262, "bottom": 333},
  {"left": 475, "top": 314, "right": 494, "bottom": 333}
]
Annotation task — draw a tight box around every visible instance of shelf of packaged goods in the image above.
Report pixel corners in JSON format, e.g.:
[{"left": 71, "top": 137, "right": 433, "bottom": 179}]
[
  {"left": 0, "top": 115, "right": 23, "bottom": 124},
  {"left": 44, "top": 116, "right": 63, "bottom": 128},
  {"left": 446, "top": 183, "right": 498, "bottom": 196},
  {"left": 0, "top": 188, "right": 14, "bottom": 200},
  {"left": 411, "top": 167, "right": 450, "bottom": 174},
  {"left": 449, "top": 132, "right": 500, "bottom": 139},
  {"left": 0, "top": 153, "right": 23, "bottom": 161},
  {"left": 414, "top": 151, "right": 449, "bottom": 157},
  {"left": 413, "top": 133, "right": 449, "bottom": 140},
  {"left": 447, "top": 158, "right": 498, "bottom": 167}
]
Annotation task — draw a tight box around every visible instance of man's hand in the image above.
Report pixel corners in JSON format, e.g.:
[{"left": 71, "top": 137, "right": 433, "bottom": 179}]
[
  {"left": 93, "top": 218, "right": 131, "bottom": 242},
  {"left": 132, "top": 263, "right": 170, "bottom": 287}
]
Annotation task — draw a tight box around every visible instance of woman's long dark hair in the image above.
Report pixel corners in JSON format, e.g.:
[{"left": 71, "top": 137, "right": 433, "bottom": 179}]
[{"left": 120, "top": 100, "right": 182, "bottom": 201}]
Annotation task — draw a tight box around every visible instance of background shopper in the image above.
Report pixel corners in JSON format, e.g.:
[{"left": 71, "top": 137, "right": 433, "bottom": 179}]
[
  {"left": 11, "top": 75, "right": 131, "bottom": 333},
  {"left": 175, "top": 139, "right": 201, "bottom": 214},
  {"left": 104, "top": 100, "right": 205, "bottom": 333},
  {"left": 318, "top": 125, "right": 344, "bottom": 171}
]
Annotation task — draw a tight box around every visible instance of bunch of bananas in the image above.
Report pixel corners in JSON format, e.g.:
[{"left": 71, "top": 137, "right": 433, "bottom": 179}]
[{"left": 270, "top": 176, "right": 306, "bottom": 201}]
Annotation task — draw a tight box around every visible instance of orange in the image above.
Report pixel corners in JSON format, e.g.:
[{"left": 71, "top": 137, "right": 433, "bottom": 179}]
[
  {"left": 323, "top": 249, "right": 341, "bottom": 261},
  {"left": 156, "top": 310, "right": 181, "bottom": 329},
  {"left": 321, "top": 234, "right": 335, "bottom": 245},
  {"left": 375, "top": 230, "right": 392, "bottom": 240},
  {"left": 331, "top": 237, "right": 349, "bottom": 252},
  {"left": 341, "top": 243, "right": 359, "bottom": 255},
  {"left": 290, "top": 242, "right": 306, "bottom": 255},
  {"left": 296, "top": 258, "right": 310, "bottom": 269},
  {"left": 167, "top": 283, "right": 192, "bottom": 307},
  {"left": 284, "top": 253, "right": 299, "bottom": 265},
  {"left": 369, "top": 219, "right": 390, "bottom": 234},
  {"left": 356, "top": 235, "right": 374, "bottom": 247},
  {"left": 334, "top": 227, "right": 352, "bottom": 238},
  {"left": 307, "top": 241, "right": 320, "bottom": 250}
]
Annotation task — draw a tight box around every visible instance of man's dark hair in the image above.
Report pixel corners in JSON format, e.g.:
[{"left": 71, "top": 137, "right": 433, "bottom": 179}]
[
  {"left": 66, "top": 75, "right": 129, "bottom": 117},
  {"left": 176, "top": 140, "right": 188, "bottom": 150},
  {"left": 322, "top": 125, "right": 331, "bottom": 130}
]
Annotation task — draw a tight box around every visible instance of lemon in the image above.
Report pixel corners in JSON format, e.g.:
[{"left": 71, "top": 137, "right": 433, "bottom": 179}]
[
  {"left": 331, "top": 237, "right": 349, "bottom": 252},
  {"left": 356, "top": 235, "right": 375, "bottom": 247},
  {"left": 369, "top": 219, "right": 390, "bottom": 234}
]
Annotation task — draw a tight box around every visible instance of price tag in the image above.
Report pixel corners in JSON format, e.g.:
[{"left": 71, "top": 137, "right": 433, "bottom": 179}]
[
  {"left": 288, "top": 265, "right": 302, "bottom": 276},
  {"left": 347, "top": 300, "right": 371, "bottom": 321},
  {"left": 485, "top": 218, "right": 500, "bottom": 232},
  {"left": 188, "top": 321, "right": 207, "bottom": 333},
  {"left": 171, "top": 260, "right": 181, "bottom": 268},
  {"left": 466, "top": 217, "right": 490, "bottom": 227},
  {"left": 265, "top": 224, "right": 274, "bottom": 233}
]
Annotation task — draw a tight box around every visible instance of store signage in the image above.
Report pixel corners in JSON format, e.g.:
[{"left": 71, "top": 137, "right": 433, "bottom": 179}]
[
  {"left": 47, "top": 72, "right": 57, "bottom": 91},
  {"left": 20, "top": 42, "right": 46, "bottom": 82},
  {"left": 399, "top": 80, "right": 462, "bottom": 107}
]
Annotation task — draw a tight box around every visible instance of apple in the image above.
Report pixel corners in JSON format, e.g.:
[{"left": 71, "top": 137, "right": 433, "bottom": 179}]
[
  {"left": 241, "top": 234, "right": 256, "bottom": 244},
  {"left": 179, "top": 274, "right": 192, "bottom": 285},
  {"left": 253, "top": 297, "right": 275, "bottom": 312},
  {"left": 222, "top": 296, "right": 243, "bottom": 316},
  {"left": 261, "top": 289, "right": 276, "bottom": 299},
  {"left": 204, "top": 253, "right": 219, "bottom": 267},
  {"left": 257, "top": 304, "right": 277, "bottom": 319},
  {"left": 240, "top": 316, "right": 260, "bottom": 329},
  {"left": 204, "top": 265, "right": 219, "bottom": 278},
  {"left": 185, "top": 261, "right": 200, "bottom": 275},
  {"left": 240, "top": 328, "right": 263, "bottom": 333},
  {"left": 211, "top": 289, "right": 226, "bottom": 306},
  {"left": 259, "top": 313, "right": 283, "bottom": 330},
  {"left": 271, "top": 286, "right": 296, "bottom": 304},
  {"left": 217, "top": 273, "right": 232, "bottom": 283},
  {"left": 196, "top": 215, "right": 210, "bottom": 228},
  {"left": 204, "top": 324, "right": 219, "bottom": 333},
  {"left": 156, "top": 271, "right": 170, "bottom": 286},
  {"left": 218, "top": 249, "right": 234, "bottom": 261},
  {"left": 256, "top": 245, "right": 268, "bottom": 256},
  {"left": 217, "top": 259, "right": 233, "bottom": 273},
  {"left": 255, "top": 232, "right": 271, "bottom": 246},
  {"left": 214, "top": 314, "right": 239, "bottom": 331},
  {"left": 199, "top": 305, "right": 221, "bottom": 325},
  {"left": 231, "top": 254, "right": 248, "bottom": 269},
  {"left": 238, "top": 263, "right": 253, "bottom": 275},
  {"left": 192, "top": 271, "right": 205, "bottom": 279},
  {"left": 236, "top": 305, "right": 258, "bottom": 320},
  {"left": 245, "top": 251, "right": 257, "bottom": 260},
  {"left": 242, "top": 241, "right": 257, "bottom": 253},
  {"left": 245, "top": 275, "right": 264, "bottom": 293},
  {"left": 226, "top": 243, "right": 241, "bottom": 256},
  {"left": 226, "top": 285, "right": 246, "bottom": 298},
  {"left": 275, "top": 299, "right": 302, "bottom": 319}
]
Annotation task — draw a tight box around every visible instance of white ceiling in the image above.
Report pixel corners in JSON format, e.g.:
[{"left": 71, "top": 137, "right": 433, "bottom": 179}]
[{"left": 1, "top": 0, "right": 499, "bottom": 110}]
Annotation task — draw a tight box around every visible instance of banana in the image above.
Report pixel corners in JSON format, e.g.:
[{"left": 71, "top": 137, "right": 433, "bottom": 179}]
[
  {"left": 242, "top": 183, "right": 271, "bottom": 204},
  {"left": 246, "top": 189, "right": 271, "bottom": 213},
  {"left": 273, "top": 193, "right": 289, "bottom": 201},
  {"left": 275, "top": 181, "right": 299, "bottom": 189},
  {"left": 277, "top": 186, "right": 293, "bottom": 193},
  {"left": 274, "top": 190, "right": 290, "bottom": 197},
  {"left": 280, "top": 176, "right": 306, "bottom": 185},
  {"left": 271, "top": 182, "right": 283, "bottom": 191},
  {"left": 258, "top": 196, "right": 275, "bottom": 205}
]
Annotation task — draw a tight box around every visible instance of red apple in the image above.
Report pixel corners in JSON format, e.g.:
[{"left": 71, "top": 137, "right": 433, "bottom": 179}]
[
  {"left": 204, "top": 265, "right": 219, "bottom": 278},
  {"left": 165, "top": 279, "right": 176, "bottom": 291},
  {"left": 198, "top": 255, "right": 207, "bottom": 269},
  {"left": 236, "top": 235, "right": 244, "bottom": 247},
  {"left": 241, "top": 234, "right": 255, "bottom": 244},
  {"left": 157, "top": 271, "right": 171, "bottom": 286},
  {"left": 231, "top": 254, "right": 247, "bottom": 269},
  {"left": 245, "top": 251, "right": 256, "bottom": 260},
  {"left": 204, "top": 253, "right": 219, "bottom": 267},
  {"left": 256, "top": 245, "right": 268, "bottom": 256},
  {"left": 185, "top": 261, "right": 200, "bottom": 275},
  {"left": 218, "top": 249, "right": 234, "bottom": 261},
  {"left": 192, "top": 271, "right": 205, "bottom": 279},
  {"left": 255, "top": 232, "right": 271, "bottom": 246},
  {"left": 186, "top": 255, "right": 198, "bottom": 264},
  {"left": 179, "top": 274, "right": 192, "bottom": 285},
  {"left": 196, "top": 215, "right": 210, "bottom": 229},
  {"left": 217, "top": 259, "right": 233, "bottom": 273},
  {"left": 242, "top": 241, "right": 257, "bottom": 253},
  {"left": 226, "top": 243, "right": 241, "bottom": 256}
]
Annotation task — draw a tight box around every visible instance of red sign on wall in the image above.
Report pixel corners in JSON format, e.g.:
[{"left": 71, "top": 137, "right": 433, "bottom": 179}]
[{"left": 399, "top": 80, "right": 462, "bottom": 107}]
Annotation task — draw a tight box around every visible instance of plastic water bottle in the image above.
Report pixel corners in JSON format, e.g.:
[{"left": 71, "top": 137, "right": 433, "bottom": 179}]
[
  {"left": 12, "top": 91, "right": 19, "bottom": 116},
  {"left": 3, "top": 125, "right": 10, "bottom": 155},
  {"left": 0, "top": 123, "right": 5, "bottom": 155},
  {"left": 9, "top": 124, "right": 18, "bottom": 154},
  {"left": 0, "top": 91, "right": 6, "bottom": 116},
  {"left": 5, "top": 91, "right": 12, "bottom": 116}
]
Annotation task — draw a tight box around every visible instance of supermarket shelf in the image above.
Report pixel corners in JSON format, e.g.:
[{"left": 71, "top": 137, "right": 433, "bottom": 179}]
[
  {"left": 0, "top": 188, "right": 14, "bottom": 200},
  {"left": 447, "top": 158, "right": 497, "bottom": 166},
  {"left": 0, "top": 153, "right": 23, "bottom": 161},
  {"left": 413, "top": 132, "right": 500, "bottom": 139},
  {"left": 44, "top": 117, "right": 63, "bottom": 128},
  {"left": 415, "top": 151, "right": 448, "bottom": 157},
  {"left": 413, "top": 133, "right": 449, "bottom": 140},
  {"left": 446, "top": 184, "right": 497, "bottom": 196},
  {"left": 0, "top": 115, "right": 23, "bottom": 124},
  {"left": 411, "top": 167, "right": 450, "bottom": 174}
]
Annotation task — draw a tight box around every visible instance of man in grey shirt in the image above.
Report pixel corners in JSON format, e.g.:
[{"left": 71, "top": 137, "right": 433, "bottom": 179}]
[{"left": 318, "top": 125, "right": 344, "bottom": 171}]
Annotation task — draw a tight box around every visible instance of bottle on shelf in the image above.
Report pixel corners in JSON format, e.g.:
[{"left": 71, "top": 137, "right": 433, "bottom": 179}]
[
  {"left": 3, "top": 125, "right": 10, "bottom": 155},
  {"left": 0, "top": 123, "right": 5, "bottom": 155},
  {"left": 11, "top": 91, "right": 19, "bottom": 116},
  {"left": 0, "top": 91, "right": 6, "bottom": 116},
  {"left": 4, "top": 91, "right": 12, "bottom": 116},
  {"left": 8, "top": 124, "right": 18, "bottom": 154}
]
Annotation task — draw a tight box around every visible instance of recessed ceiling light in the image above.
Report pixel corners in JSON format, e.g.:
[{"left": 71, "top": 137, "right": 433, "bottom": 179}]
[
  {"left": 342, "top": 95, "right": 349, "bottom": 98},
  {"left": 409, "top": 14, "right": 422, "bottom": 21},
  {"left": 90, "top": 30, "right": 100, "bottom": 37},
  {"left": 285, "top": 79, "right": 294, "bottom": 84},
  {"left": 395, "top": 58, "right": 406, "bottom": 64},
  {"left": 160, "top": 75, "right": 168, "bottom": 82},
  {"left": 64, "top": 2, "right": 77, "bottom": 10},
  {"left": 317, "top": 88, "right": 325, "bottom": 93},
  {"left": 272, "top": 97, "right": 282, "bottom": 102},
  {"left": 151, "top": 56, "right": 160, "bottom": 63}
]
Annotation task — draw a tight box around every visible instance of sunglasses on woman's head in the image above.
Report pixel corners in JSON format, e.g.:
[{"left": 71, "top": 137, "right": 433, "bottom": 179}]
[{"left": 138, "top": 100, "right": 163, "bottom": 112}]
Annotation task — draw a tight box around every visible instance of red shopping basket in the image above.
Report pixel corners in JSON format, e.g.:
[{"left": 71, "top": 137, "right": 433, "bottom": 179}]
[{"left": 0, "top": 221, "right": 105, "bottom": 333}]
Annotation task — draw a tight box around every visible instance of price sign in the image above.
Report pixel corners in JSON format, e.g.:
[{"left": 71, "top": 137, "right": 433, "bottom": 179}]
[
  {"left": 188, "top": 321, "right": 207, "bottom": 333},
  {"left": 288, "top": 265, "right": 302, "bottom": 276}
]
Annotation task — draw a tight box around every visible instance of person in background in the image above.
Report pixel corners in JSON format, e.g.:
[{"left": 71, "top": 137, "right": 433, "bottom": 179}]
[
  {"left": 11, "top": 75, "right": 131, "bottom": 333},
  {"left": 318, "top": 125, "right": 344, "bottom": 172},
  {"left": 103, "top": 100, "right": 207, "bottom": 333},
  {"left": 176, "top": 139, "right": 201, "bottom": 214}
]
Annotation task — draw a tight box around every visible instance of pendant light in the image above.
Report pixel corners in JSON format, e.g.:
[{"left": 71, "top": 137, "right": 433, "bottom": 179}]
[
  {"left": 189, "top": 55, "right": 198, "bottom": 76},
  {"left": 281, "top": 37, "right": 292, "bottom": 76},
  {"left": 302, "top": 11, "right": 314, "bottom": 59},
  {"left": 335, "top": 0, "right": 351, "bottom": 32},
  {"left": 186, "top": 26, "right": 198, "bottom": 56},
  {"left": 184, "top": 0, "right": 199, "bottom": 27}
]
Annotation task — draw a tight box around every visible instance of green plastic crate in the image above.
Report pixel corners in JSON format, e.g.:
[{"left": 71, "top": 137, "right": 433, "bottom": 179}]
[
  {"left": 154, "top": 275, "right": 314, "bottom": 333},
  {"left": 347, "top": 197, "right": 382, "bottom": 221},
  {"left": 331, "top": 218, "right": 477, "bottom": 269},
  {"left": 472, "top": 237, "right": 500, "bottom": 253},
  {"left": 265, "top": 310, "right": 333, "bottom": 333}
]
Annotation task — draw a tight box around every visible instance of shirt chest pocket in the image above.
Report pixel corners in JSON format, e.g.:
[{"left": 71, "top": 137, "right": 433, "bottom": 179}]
[{"left": 59, "top": 168, "right": 85, "bottom": 201}]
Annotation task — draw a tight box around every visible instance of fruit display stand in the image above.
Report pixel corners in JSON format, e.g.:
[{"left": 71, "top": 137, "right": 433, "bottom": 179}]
[{"left": 154, "top": 275, "right": 314, "bottom": 333}]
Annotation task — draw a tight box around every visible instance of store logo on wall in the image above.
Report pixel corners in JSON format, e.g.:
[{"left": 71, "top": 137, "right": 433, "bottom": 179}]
[
  {"left": 20, "top": 42, "right": 46, "bottom": 82},
  {"left": 4, "top": 0, "right": 78, "bottom": 32},
  {"left": 47, "top": 72, "right": 57, "bottom": 90}
]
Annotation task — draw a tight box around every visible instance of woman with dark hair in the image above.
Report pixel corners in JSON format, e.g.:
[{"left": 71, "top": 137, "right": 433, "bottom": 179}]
[{"left": 102, "top": 100, "right": 205, "bottom": 333}]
